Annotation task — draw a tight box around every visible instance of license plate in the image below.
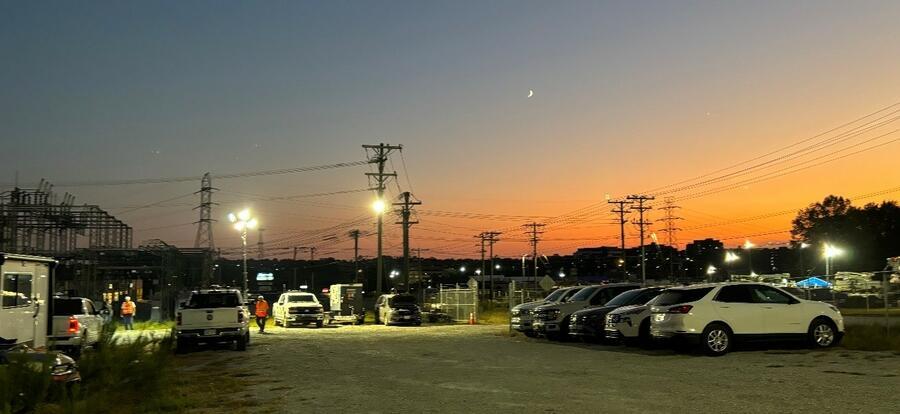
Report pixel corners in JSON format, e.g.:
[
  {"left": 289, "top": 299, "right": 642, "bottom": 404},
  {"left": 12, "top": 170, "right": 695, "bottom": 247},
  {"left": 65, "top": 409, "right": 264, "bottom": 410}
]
[
  {"left": 403, "top": 316, "right": 411, "bottom": 320},
  {"left": 203, "top": 329, "right": 216, "bottom": 336}
]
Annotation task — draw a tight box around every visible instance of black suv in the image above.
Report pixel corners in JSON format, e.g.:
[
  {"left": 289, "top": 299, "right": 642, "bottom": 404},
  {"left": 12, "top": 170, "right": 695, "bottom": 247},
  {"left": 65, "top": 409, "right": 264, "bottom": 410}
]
[
  {"left": 569, "top": 287, "right": 665, "bottom": 342},
  {"left": 374, "top": 294, "right": 422, "bottom": 326}
]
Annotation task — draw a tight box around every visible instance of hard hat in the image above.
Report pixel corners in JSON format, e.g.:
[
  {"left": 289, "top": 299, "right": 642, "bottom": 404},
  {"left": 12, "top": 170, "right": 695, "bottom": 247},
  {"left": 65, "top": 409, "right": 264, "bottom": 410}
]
[
  {"left": 257, "top": 295, "right": 264, "bottom": 300},
  {"left": 124, "top": 296, "right": 131, "bottom": 301}
]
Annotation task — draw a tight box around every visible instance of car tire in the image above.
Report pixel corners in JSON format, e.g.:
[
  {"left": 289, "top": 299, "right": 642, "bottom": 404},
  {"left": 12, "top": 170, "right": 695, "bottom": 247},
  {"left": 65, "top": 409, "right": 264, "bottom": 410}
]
[
  {"left": 523, "top": 331, "right": 538, "bottom": 338},
  {"left": 638, "top": 319, "right": 653, "bottom": 349},
  {"left": 316, "top": 321, "right": 323, "bottom": 328},
  {"left": 700, "top": 323, "right": 733, "bottom": 356},
  {"left": 808, "top": 318, "right": 839, "bottom": 348},
  {"left": 175, "top": 339, "right": 191, "bottom": 354},
  {"left": 236, "top": 334, "right": 248, "bottom": 351},
  {"left": 274, "top": 317, "right": 282, "bottom": 327}
]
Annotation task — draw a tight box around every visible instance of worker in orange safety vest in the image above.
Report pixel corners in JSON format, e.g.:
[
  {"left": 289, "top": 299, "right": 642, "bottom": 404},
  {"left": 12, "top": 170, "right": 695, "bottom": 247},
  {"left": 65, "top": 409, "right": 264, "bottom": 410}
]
[
  {"left": 121, "top": 296, "right": 136, "bottom": 330},
  {"left": 255, "top": 295, "right": 269, "bottom": 333}
]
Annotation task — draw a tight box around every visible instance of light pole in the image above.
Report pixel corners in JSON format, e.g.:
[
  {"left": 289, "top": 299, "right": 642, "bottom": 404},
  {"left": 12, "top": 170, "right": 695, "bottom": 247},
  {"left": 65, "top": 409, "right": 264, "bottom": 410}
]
[
  {"left": 742, "top": 240, "right": 755, "bottom": 276},
  {"left": 798, "top": 242, "right": 810, "bottom": 277},
  {"left": 823, "top": 243, "right": 843, "bottom": 276},
  {"left": 724, "top": 251, "right": 740, "bottom": 282},
  {"left": 228, "top": 209, "right": 258, "bottom": 298},
  {"left": 372, "top": 198, "right": 387, "bottom": 293},
  {"left": 706, "top": 265, "right": 717, "bottom": 282},
  {"left": 521, "top": 254, "right": 530, "bottom": 279}
]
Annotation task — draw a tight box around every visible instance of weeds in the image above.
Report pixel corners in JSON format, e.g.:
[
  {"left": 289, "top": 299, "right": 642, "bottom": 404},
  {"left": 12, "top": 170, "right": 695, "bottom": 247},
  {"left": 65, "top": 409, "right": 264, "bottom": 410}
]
[{"left": 841, "top": 324, "right": 900, "bottom": 352}]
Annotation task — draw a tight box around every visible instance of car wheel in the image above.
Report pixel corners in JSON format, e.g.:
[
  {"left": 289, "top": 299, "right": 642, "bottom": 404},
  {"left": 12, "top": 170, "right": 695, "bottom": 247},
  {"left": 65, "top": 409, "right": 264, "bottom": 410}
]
[
  {"left": 808, "top": 318, "right": 839, "bottom": 348},
  {"left": 236, "top": 334, "right": 248, "bottom": 351},
  {"left": 175, "top": 339, "right": 191, "bottom": 354},
  {"left": 274, "top": 317, "right": 282, "bottom": 327},
  {"left": 523, "top": 331, "right": 538, "bottom": 338},
  {"left": 316, "top": 321, "right": 323, "bottom": 328},
  {"left": 701, "top": 323, "right": 732, "bottom": 356},
  {"left": 638, "top": 319, "right": 653, "bottom": 348}
]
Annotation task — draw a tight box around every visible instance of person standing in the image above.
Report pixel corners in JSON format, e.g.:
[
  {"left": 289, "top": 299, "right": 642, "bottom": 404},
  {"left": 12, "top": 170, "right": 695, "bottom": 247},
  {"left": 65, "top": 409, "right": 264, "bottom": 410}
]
[
  {"left": 121, "top": 296, "right": 136, "bottom": 330},
  {"left": 255, "top": 295, "right": 269, "bottom": 333}
]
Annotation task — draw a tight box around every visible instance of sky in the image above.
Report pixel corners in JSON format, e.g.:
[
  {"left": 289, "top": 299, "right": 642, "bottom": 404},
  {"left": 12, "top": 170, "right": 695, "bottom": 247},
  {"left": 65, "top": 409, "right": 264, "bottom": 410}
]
[{"left": 2, "top": 0, "right": 900, "bottom": 260}]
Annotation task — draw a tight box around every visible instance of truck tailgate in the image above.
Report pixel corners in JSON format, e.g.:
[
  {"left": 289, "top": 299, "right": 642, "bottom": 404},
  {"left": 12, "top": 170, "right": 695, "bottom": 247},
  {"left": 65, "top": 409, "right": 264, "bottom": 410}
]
[
  {"left": 180, "top": 308, "right": 242, "bottom": 329},
  {"left": 51, "top": 316, "right": 77, "bottom": 337}
]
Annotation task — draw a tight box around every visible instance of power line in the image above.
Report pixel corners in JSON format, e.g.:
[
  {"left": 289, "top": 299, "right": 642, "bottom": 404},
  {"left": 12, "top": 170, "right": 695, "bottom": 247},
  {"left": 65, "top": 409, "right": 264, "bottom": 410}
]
[
  {"left": 627, "top": 194, "right": 655, "bottom": 286},
  {"left": 363, "top": 143, "right": 402, "bottom": 294}
]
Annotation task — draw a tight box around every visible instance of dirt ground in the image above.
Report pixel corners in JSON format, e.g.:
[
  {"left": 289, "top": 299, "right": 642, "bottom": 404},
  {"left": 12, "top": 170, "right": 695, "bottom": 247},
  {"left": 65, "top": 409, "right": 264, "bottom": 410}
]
[{"left": 175, "top": 324, "right": 900, "bottom": 413}]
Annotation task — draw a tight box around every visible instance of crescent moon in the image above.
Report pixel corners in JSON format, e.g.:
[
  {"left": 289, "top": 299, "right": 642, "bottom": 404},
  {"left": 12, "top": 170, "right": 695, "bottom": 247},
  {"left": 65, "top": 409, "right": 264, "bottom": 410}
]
[{"left": 527, "top": 89, "right": 534, "bottom": 98}]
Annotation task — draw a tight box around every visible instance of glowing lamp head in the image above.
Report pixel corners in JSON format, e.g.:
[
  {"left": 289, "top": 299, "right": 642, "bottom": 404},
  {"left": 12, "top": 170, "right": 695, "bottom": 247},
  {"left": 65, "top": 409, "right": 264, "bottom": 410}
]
[
  {"left": 743, "top": 240, "right": 755, "bottom": 249},
  {"left": 823, "top": 244, "right": 843, "bottom": 258},
  {"left": 246, "top": 218, "right": 258, "bottom": 230},
  {"left": 238, "top": 209, "right": 251, "bottom": 221},
  {"left": 372, "top": 199, "right": 386, "bottom": 214},
  {"left": 233, "top": 222, "right": 245, "bottom": 231},
  {"left": 227, "top": 213, "right": 237, "bottom": 223}
]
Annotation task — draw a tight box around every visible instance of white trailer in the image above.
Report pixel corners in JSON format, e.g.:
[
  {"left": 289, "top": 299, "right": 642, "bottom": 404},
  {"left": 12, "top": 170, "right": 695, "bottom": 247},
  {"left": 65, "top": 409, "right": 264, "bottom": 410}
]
[{"left": 0, "top": 253, "right": 55, "bottom": 349}]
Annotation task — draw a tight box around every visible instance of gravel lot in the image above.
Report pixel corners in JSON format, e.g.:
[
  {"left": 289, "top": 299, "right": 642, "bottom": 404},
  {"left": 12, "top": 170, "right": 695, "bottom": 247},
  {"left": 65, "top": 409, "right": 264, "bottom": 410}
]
[{"left": 176, "top": 324, "right": 900, "bottom": 413}]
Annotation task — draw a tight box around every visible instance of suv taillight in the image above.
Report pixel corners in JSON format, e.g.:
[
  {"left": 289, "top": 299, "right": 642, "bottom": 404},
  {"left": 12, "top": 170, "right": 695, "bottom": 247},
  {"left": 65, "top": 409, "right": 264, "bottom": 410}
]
[
  {"left": 67, "top": 316, "right": 80, "bottom": 334},
  {"left": 667, "top": 305, "right": 693, "bottom": 314},
  {"left": 237, "top": 310, "right": 244, "bottom": 323},
  {"left": 176, "top": 311, "right": 182, "bottom": 326}
]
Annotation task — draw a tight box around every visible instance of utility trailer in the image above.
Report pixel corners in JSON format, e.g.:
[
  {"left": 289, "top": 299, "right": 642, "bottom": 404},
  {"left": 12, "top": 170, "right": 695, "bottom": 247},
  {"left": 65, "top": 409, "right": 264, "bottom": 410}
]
[
  {"left": 0, "top": 253, "right": 56, "bottom": 350},
  {"left": 327, "top": 283, "right": 365, "bottom": 325}
]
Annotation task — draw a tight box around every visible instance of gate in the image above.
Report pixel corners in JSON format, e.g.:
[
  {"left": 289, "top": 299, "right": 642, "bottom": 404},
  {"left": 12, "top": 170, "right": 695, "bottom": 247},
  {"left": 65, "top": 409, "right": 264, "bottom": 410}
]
[{"left": 433, "top": 285, "right": 478, "bottom": 322}]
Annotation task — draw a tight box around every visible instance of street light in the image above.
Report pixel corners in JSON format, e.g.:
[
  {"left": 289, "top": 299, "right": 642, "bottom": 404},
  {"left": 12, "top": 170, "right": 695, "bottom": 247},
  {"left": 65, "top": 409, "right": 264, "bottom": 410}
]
[
  {"left": 459, "top": 266, "right": 466, "bottom": 273},
  {"left": 228, "top": 209, "right": 257, "bottom": 297},
  {"left": 823, "top": 243, "right": 844, "bottom": 275},
  {"left": 742, "top": 240, "right": 755, "bottom": 276},
  {"left": 724, "top": 251, "right": 740, "bottom": 282},
  {"left": 494, "top": 264, "right": 501, "bottom": 270},
  {"left": 706, "top": 265, "right": 717, "bottom": 282}
]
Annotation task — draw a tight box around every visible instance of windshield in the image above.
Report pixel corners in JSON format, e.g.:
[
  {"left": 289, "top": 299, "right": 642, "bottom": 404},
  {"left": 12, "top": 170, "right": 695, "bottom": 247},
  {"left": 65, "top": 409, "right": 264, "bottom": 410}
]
[
  {"left": 544, "top": 289, "right": 566, "bottom": 302},
  {"left": 53, "top": 298, "right": 83, "bottom": 315},
  {"left": 561, "top": 287, "right": 583, "bottom": 302},
  {"left": 186, "top": 292, "right": 240, "bottom": 308},
  {"left": 569, "top": 286, "right": 598, "bottom": 302},
  {"left": 604, "top": 290, "right": 642, "bottom": 307},
  {"left": 389, "top": 295, "right": 417, "bottom": 307},
  {"left": 287, "top": 294, "right": 316, "bottom": 303},
  {"left": 649, "top": 288, "right": 713, "bottom": 306}
]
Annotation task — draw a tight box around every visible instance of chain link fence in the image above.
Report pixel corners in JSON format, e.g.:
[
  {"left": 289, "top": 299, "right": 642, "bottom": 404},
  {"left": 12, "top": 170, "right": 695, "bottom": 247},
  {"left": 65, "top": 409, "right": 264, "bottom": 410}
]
[{"left": 425, "top": 285, "right": 478, "bottom": 322}]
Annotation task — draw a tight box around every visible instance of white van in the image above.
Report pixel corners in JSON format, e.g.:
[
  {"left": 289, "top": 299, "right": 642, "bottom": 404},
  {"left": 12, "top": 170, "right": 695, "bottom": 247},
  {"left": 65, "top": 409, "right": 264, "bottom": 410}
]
[{"left": 0, "top": 253, "right": 55, "bottom": 349}]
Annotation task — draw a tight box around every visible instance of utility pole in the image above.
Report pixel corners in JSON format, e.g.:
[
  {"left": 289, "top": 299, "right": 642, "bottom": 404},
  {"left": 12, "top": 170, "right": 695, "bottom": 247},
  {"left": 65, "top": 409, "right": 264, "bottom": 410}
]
[
  {"left": 657, "top": 197, "right": 683, "bottom": 281},
  {"left": 292, "top": 247, "right": 299, "bottom": 290},
  {"left": 477, "top": 231, "right": 501, "bottom": 300},
  {"left": 363, "top": 143, "right": 402, "bottom": 294},
  {"left": 476, "top": 234, "right": 487, "bottom": 299},
  {"left": 309, "top": 246, "right": 317, "bottom": 292},
  {"left": 524, "top": 222, "right": 545, "bottom": 285},
  {"left": 193, "top": 172, "right": 217, "bottom": 250},
  {"left": 393, "top": 192, "right": 421, "bottom": 293},
  {"left": 608, "top": 199, "right": 632, "bottom": 278},
  {"left": 348, "top": 229, "right": 361, "bottom": 280},
  {"left": 256, "top": 228, "right": 265, "bottom": 259},
  {"left": 627, "top": 195, "right": 655, "bottom": 286}
]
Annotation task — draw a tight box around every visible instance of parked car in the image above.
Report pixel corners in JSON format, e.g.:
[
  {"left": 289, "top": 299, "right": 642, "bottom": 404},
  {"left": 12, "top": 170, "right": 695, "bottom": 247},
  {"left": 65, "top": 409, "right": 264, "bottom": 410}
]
[
  {"left": 0, "top": 344, "right": 81, "bottom": 384},
  {"left": 649, "top": 283, "right": 845, "bottom": 356},
  {"left": 374, "top": 294, "right": 422, "bottom": 326},
  {"left": 532, "top": 283, "right": 640, "bottom": 339},
  {"left": 511, "top": 286, "right": 584, "bottom": 337},
  {"left": 273, "top": 291, "right": 325, "bottom": 328},
  {"left": 569, "top": 287, "right": 664, "bottom": 342},
  {"left": 604, "top": 289, "right": 675, "bottom": 346},
  {"left": 49, "top": 296, "right": 105, "bottom": 357},
  {"left": 175, "top": 289, "right": 250, "bottom": 353}
]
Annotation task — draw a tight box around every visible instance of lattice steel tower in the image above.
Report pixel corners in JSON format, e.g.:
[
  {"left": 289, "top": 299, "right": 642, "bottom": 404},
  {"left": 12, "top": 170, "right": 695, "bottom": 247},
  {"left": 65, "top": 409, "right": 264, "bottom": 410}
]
[{"left": 194, "top": 172, "right": 217, "bottom": 250}]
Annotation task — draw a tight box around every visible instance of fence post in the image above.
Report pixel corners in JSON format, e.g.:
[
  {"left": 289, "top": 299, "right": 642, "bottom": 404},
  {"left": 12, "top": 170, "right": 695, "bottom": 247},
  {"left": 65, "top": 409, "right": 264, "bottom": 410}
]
[{"left": 885, "top": 271, "right": 891, "bottom": 338}]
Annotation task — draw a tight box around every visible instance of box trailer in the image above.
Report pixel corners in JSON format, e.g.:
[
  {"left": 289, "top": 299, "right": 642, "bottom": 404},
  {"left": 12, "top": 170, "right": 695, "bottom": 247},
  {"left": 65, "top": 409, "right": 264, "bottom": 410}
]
[
  {"left": 0, "top": 253, "right": 56, "bottom": 350},
  {"left": 328, "top": 283, "right": 365, "bottom": 325}
]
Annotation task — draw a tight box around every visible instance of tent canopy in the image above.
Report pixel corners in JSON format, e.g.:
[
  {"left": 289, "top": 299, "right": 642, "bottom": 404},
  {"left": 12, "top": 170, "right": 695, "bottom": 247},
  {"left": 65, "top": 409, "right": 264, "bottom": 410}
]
[{"left": 796, "top": 276, "right": 831, "bottom": 288}]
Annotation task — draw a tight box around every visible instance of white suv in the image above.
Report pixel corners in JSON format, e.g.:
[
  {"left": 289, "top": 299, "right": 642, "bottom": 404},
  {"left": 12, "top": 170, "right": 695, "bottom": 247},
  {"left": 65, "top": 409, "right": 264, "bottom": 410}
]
[{"left": 649, "top": 283, "right": 844, "bottom": 356}]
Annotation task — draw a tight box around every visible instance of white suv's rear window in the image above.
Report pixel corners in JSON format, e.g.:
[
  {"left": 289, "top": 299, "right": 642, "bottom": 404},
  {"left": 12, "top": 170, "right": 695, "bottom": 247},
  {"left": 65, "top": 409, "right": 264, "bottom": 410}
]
[{"left": 650, "top": 287, "right": 714, "bottom": 306}]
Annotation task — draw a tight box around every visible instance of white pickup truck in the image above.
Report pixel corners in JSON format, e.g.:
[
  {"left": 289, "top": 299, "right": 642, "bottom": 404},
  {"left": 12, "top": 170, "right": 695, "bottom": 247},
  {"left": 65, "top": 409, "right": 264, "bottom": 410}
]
[
  {"left": 175, "top": 289, "right": 250, "bottom": 353},
  {"left": 49, "top": 296, "right": 104, "bottom": 357},
  {"left": 272, "top": 291, "right": 325, "bottom": 328}
]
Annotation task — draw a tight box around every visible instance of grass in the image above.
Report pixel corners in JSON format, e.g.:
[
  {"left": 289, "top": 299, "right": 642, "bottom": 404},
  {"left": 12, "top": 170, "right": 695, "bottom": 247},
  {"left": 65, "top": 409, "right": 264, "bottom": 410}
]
[
  {"left": 133, "top": 320, "right": 176, "bottom": 331},
  {"left": 839, "top": 308, "right": 900, "bottom": 317},
  {"left": 841, "top": 324, "right": 900, "bottom": 352},
  {"left": 0, "top": 321, "right": 217, "bottom": 414}
]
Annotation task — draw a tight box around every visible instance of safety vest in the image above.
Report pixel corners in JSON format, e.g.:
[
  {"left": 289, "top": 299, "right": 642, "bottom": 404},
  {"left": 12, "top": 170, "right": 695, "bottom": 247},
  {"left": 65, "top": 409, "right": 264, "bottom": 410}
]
[
  {"left": 121, "top": 301, "right": 135, "bottom": 316},
  {"left": 255, "top": 300, "right": 269, "bottom": 317}
]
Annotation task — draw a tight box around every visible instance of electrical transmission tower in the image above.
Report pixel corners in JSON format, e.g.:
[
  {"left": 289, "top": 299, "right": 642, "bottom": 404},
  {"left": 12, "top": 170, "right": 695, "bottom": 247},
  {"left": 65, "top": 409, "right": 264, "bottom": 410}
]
[
  {"left": 657, "top": 197, "right": 683, "bottom": 280},
  {"left": 607, "top": 199, "right": 632, "bottom": 276},
  {"left": 523, "top": 222, "right": 545, "bottom": 284},
  {"left": 257, "top": 228, "right": 265, "bottom": 259},
  {"left": 363, "top": 143, "right": 402, "bottom": 294},
  {"left": 476, "top": 231, "right": 501, "bottom": 300},
  {"left": 627, "top": 194, "right": 655, "bottom": 286},
  {"left": 194, "top": 172, "right": 217, "bottom": 249},
  {"left": 393, "top": 192, "right": 421, "bottom": 293}
]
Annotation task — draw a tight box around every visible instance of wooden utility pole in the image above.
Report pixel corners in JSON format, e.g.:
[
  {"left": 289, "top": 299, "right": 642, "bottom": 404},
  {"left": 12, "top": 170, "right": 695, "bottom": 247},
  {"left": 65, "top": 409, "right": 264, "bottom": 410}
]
[
  {"left": 394, "top": 192, "right": 421, "bottom": 293},
  {"left": 628, "top": 195, "right": 655, "bottom": 286},
  {"left": 363, "top": 143, "right": 402, "bottom": 294}
]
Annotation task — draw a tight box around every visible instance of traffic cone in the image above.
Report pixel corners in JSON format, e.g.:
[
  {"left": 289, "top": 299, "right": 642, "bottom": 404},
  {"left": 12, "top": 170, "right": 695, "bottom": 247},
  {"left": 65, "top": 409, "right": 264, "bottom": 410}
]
[{"left": 468, "top": 312, "right": 475, "bottom": 325}]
